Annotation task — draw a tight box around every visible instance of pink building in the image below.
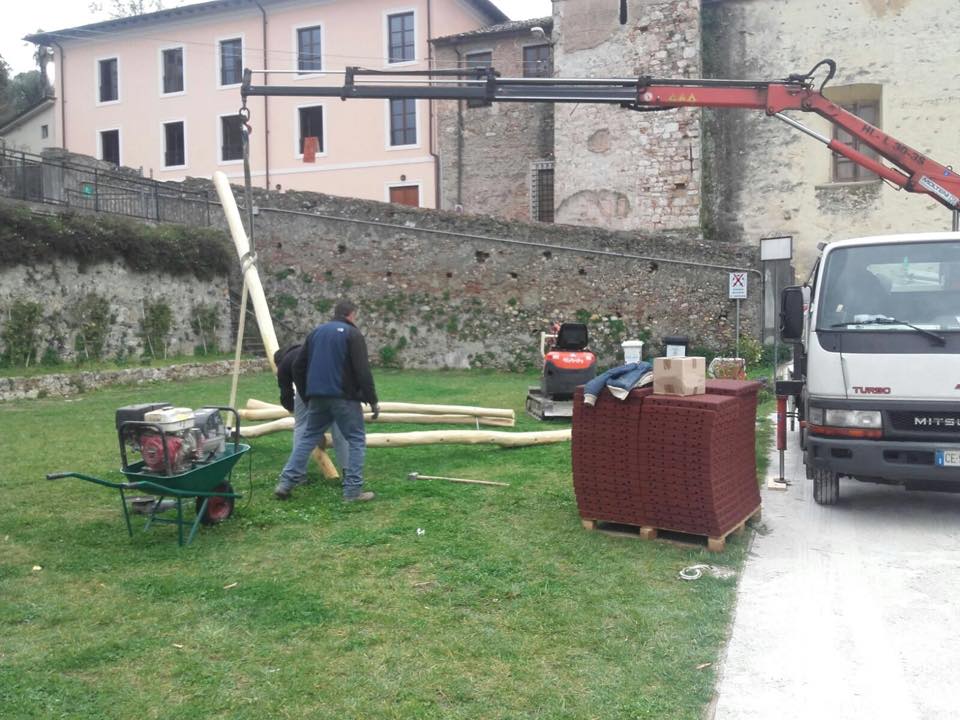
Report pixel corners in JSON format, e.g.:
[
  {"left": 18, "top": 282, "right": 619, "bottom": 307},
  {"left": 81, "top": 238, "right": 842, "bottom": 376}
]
[{"left": 25, "top": 0, "right": 507, "bottom": 208}]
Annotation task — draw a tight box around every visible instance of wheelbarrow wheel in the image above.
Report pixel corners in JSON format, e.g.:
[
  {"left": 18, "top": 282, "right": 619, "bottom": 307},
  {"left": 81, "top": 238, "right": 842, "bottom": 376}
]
[{"left": 196, "top": 482, "right": 235, "bottom": 526}]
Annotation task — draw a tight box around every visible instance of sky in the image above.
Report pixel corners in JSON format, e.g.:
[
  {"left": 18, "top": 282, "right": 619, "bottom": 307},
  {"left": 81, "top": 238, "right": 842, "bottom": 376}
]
[{"left": 1, "top": 0, "right": 553, "bottom": 75}]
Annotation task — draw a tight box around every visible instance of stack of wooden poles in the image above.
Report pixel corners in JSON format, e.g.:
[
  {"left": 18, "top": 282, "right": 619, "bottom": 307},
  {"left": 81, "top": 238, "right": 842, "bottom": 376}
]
[{"left": 238, "top": 399, "right": 570, "bottom": 446}]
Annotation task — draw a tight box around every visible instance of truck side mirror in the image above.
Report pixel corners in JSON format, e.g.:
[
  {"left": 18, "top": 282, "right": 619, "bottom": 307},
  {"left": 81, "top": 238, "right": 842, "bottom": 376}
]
[{"left": 780, "top": 286, "right": 805, "bottom": 343}]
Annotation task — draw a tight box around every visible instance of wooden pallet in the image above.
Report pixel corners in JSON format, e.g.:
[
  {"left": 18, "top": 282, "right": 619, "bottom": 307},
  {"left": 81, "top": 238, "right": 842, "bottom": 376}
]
[{"left": 580, "top": 505, "right": 762, "bottom": 553}]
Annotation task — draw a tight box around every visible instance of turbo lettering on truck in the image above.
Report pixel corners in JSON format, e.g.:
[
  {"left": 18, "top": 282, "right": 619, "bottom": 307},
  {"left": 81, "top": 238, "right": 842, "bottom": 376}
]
[{"left": 852, "top": 386, "right": 892, "bottom": 395}]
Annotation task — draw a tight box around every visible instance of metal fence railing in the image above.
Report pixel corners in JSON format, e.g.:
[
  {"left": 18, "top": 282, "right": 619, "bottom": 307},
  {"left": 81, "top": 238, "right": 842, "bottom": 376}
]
[{"left": 0, "top": 147, "right": 211, "bottom": 226}]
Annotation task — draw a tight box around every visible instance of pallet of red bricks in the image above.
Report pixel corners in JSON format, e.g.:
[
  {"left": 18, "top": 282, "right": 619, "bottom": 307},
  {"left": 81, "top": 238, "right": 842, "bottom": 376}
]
[{"left": 572, "top": 357, "right": 761, "bottom": 548}]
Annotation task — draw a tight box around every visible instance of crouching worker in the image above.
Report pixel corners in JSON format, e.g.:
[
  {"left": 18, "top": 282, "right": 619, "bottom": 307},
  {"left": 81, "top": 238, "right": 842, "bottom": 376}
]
[
  {"left": 274, "top": 343, "right": 350, "bottom": 485},
  {"left": 274, "top": 300, "right": 380, "bottom": 502}
]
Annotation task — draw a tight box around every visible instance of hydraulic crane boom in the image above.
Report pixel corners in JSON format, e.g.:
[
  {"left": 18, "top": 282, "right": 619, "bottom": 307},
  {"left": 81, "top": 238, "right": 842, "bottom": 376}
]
[{"left": 240, "top": 59, "right": 960, "bottom": 214}]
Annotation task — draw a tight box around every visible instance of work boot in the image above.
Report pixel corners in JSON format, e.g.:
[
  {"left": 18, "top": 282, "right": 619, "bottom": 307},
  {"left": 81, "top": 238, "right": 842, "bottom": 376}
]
[
  {"left": 343, "top": 491, "right": 375, "bottom": 503},
  {"left": 274, "top": 483, "right": 293, "bottom": 500}
]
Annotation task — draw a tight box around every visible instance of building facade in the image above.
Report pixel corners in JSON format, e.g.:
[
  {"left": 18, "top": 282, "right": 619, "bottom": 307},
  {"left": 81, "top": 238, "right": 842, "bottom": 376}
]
[
  {"left": 26, "top": 0, "right": 506, "bottom": 208},
  {"left": 432, "top": 18, "right": 555, "bottom": 222},
  {"left": 0, "top": 98, "right": 59, "bottom": 154}
]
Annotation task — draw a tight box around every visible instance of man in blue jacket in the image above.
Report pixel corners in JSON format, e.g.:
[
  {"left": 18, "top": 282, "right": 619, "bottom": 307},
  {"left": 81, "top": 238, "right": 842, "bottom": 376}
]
[
  {"left": 274, "top": 299, "right": 380, "bottom": 502},
  {"left": 274, "top": 343, "right": 349, "bottom": 479}
]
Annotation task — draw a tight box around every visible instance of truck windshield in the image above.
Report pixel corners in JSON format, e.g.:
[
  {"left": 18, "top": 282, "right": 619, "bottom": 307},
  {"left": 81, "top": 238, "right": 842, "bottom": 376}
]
[{"left": 816, "top": 240, "right": 960, "bottom": 332}]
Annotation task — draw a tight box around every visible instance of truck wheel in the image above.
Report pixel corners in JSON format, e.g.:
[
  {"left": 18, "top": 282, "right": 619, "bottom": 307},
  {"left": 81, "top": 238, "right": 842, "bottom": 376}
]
[{"left": 813, "top": 468, "right": 839, "bottom": 506}]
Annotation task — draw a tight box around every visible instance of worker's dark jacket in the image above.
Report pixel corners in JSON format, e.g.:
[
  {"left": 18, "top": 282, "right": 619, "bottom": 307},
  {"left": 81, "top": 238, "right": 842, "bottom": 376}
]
[
  {"left": 275, "top": 343, "right": 301, "bottom": 413},
  {"left": 292, "top": 317, "right": 378, "bottom": 406}
]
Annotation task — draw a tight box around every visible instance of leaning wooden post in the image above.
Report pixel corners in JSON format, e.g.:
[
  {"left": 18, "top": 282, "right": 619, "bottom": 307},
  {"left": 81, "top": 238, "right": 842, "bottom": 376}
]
[
  {"left": 213, "top": 171, "right": 338, "bottom": 479},
  {"left": 212, "top": 171, "right": 279, "bottom": 370}
]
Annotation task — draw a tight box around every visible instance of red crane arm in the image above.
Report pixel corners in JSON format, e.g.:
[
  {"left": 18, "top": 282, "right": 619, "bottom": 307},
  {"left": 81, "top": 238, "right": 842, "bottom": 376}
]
[
  {"left": 240, "top": 60, "right": 960, "bottom": 212},
  {"left": 633, "top": 83, "right": 960, "bottom": 209}
]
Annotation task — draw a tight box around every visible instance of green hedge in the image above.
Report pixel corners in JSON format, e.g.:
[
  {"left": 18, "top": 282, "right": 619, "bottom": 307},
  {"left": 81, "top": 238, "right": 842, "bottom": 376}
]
[{"left": 0, "top": 202, "right": 233, "bottom": 280}]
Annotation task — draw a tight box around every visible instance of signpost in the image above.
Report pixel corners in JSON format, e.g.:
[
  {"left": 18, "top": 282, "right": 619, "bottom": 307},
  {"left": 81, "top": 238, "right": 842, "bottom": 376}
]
[{"left": 728, "top": 272, "right": 747, "bottom": 358}]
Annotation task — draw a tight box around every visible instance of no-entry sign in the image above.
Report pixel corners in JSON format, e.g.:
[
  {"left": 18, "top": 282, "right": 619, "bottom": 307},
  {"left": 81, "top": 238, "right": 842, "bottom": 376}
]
[{"left": 728, "top": 272, "right": 748, "bottom": 299}]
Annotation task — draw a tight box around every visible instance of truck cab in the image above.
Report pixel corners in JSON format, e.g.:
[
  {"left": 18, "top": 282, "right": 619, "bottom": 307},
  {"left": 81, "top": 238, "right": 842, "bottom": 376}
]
[{"left": 781, "top": 232, "right": 960, "bottom": 504}]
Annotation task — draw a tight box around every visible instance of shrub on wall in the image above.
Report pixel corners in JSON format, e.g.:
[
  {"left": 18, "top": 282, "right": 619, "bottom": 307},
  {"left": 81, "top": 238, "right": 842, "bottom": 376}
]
[
  {"left": 72, "top": 293, "right": 112, "bottom": 362},
  {"left": 1, "top": 299, "right": 43, "bottom": 367},
  {"left": 0, "top": 203, "right": 233, "bottom": 280},
  {"left": 140, "top": 299, "right": 172, "bottom": 359},
  {"left": 191, "top": 302, "right": 221, "bottom": 355}
]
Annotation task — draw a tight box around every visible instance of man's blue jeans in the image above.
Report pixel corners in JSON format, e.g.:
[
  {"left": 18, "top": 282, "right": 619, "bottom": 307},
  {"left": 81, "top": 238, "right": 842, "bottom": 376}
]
[
  {"left": 279, "top": 397, "right": 367, "bottom": 498},
  {"left": 293, "top": 395, "right": 349, "bottom": 474}
]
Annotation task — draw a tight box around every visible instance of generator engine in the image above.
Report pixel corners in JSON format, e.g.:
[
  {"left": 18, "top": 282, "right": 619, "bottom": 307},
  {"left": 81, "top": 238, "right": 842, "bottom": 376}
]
[{"left": 117, "top": 404, "right": 227, "bottom": 475}]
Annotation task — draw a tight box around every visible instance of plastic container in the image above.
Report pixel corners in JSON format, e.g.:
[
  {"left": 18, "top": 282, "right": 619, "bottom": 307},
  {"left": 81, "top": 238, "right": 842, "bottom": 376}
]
[
  {"left": 621, "top": 339, "right": 644, "bottom": 364},
  {"left": 663, "top": 335, "right": 689, "bottom": 357}
]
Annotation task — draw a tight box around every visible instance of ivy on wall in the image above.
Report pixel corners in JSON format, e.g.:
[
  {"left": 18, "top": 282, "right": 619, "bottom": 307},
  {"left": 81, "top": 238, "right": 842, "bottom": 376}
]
[
  {"left": 139, "top": 299, "right": 173, "bottom": 359},
  {"left": 190, "top": 302, "right": 221, "bottom": 355},
  {"left": 1, "top": 299, "right": 43, "bottom": 367},
  {"left": 0, "top": 203, "right": 233, "bottom": 280},
  {"left": 72, "top": 293, "right": 112, "bottom": 361}
]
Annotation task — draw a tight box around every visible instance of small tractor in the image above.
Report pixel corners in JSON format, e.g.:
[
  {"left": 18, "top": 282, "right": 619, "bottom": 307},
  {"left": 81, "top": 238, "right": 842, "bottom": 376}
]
[{"left": 525, "top": 322, "right": 597, "bottom": 420}]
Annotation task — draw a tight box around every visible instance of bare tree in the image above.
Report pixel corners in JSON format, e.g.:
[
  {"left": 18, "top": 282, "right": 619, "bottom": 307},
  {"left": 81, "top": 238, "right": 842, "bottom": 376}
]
[
  {"left": 88, "top": 1, "right": 167, "bottom": 18},
  {"left": 0, "top": 56, "right": 11, "bottom": 119}
]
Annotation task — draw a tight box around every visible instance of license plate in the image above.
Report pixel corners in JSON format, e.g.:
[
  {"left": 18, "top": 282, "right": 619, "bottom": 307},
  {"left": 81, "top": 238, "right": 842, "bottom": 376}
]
[{"left": 936, "top": 450, "right": 960, "bottom": 467}]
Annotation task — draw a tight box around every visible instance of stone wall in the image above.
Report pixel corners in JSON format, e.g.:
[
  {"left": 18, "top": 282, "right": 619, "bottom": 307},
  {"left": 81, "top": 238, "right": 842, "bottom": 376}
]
[
  {"left": 0, "top": 359, "right": 267, "bottom": 402},
  {"left": 553, "top": 0, "right": 702, "bottom": 231},
  {"left": 184, "top": 177, "right": 760, "bottom": 370},
  {"left": 701, "top": 0, "right": 960, "bottom": 274},
  {"left": 0, "top": 258, "right": 233, "bottom": 362},
  {"left": 433, "top": 20, "right": 555, "bottom": 221},
  {"left": 0, "top": 199, "right": 233, "bottom": 364}
]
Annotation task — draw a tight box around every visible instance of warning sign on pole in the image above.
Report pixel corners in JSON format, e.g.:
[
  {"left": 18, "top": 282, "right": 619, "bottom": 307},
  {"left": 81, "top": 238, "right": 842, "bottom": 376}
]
[{"left": 728, "top": 272, "right": 748, "bottom": 299}]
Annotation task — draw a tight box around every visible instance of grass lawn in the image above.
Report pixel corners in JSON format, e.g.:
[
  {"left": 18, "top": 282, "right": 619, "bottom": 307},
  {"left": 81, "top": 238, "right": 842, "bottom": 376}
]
[{"left": 0, "top": 369, "right": 765, "bottom": 719}]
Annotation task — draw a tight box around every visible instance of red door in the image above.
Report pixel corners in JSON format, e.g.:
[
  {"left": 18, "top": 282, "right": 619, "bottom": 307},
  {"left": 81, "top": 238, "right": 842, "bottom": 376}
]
[{"left": 389, "top": 185, "right": 420, "bottom": 207}]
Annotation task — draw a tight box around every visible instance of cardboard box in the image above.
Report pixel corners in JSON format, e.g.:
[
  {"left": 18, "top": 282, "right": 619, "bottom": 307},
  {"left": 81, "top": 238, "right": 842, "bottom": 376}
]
[{"left": 653, "top": 356, "right": 706, "bottom": 396}]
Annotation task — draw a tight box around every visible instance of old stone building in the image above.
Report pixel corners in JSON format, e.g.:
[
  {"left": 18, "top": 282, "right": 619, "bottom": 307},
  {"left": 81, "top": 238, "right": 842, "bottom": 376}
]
[
  {"left": 553, "top": 0, "right": 702, "bottom": 232},
  {"left": 701, "top": 0, "right": 960, "bottom": 272},
  {"left": 434, "top": 0, "right": 960, "bottom": 275},
  {"left": 433, "top": 18, "right": 556, "bottom": 222}
]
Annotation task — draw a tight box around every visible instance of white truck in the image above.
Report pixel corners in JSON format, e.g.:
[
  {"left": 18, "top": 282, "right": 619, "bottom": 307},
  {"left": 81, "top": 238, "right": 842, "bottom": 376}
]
[{"left": 780, "top": 232, "right": 960, "bottom": 504}]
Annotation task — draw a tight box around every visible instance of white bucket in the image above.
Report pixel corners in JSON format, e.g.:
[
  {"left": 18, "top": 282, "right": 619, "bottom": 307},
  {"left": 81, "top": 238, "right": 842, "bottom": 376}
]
[{"left": 621, "top": 340, "right": 644, "bottom": 364}]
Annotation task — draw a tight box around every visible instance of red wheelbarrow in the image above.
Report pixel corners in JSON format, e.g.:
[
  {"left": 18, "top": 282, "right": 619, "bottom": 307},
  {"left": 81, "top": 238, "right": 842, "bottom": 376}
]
[{"left": 47, "top": 407, "right": 251, "bottom": 546}]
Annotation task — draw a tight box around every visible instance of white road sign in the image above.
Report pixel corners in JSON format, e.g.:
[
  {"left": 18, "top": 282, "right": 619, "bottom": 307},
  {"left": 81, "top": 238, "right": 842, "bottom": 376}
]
[{"left": 729, "top": 272, "right": 748, "bottom": 299}]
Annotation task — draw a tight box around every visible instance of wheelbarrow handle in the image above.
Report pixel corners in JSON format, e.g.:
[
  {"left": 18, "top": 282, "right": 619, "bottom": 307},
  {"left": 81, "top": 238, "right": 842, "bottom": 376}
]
[{"left": 44, "top": 471, "right": 135, "bottom": 490}]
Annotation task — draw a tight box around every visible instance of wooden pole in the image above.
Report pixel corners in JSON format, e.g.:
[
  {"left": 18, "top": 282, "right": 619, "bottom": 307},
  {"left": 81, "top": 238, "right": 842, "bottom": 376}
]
[
  {"left": 244, "top": 397, "right": 515, "bottom": 420},
  {"left": 239, "top": 416, "right": 295, "bottom": 437},
  {"left": 238, "top": 407, "right": 292, "bottom": 420},
  {"left": 366, "top": 429, "right": 569, "bottom": 448},
  {"left": 245, "top": 398, "right": 285, "bottom": 410},
  {"left": 408, "top": 472, "right": 509, "bottom": 487},
  {"left": 238, "top": 407, "right": 514, "bottom": 427},
  {"left": 212, "top": 171, "right": 279, "bottom": 370},
  {"left": 363, "top": 402, "right": 514, "bottom": 419},
  {"left": 238, "top": 422, "right": 570, "bottom": 447},
  {"left": 311, "top": 447, "right": 340, "bottom": 478}
]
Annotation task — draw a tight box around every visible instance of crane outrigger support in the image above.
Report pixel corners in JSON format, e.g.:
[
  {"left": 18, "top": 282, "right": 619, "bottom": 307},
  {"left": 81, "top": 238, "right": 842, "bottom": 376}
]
[{"left": 240, "top": 60, "right": 960, "bottom": 213}]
